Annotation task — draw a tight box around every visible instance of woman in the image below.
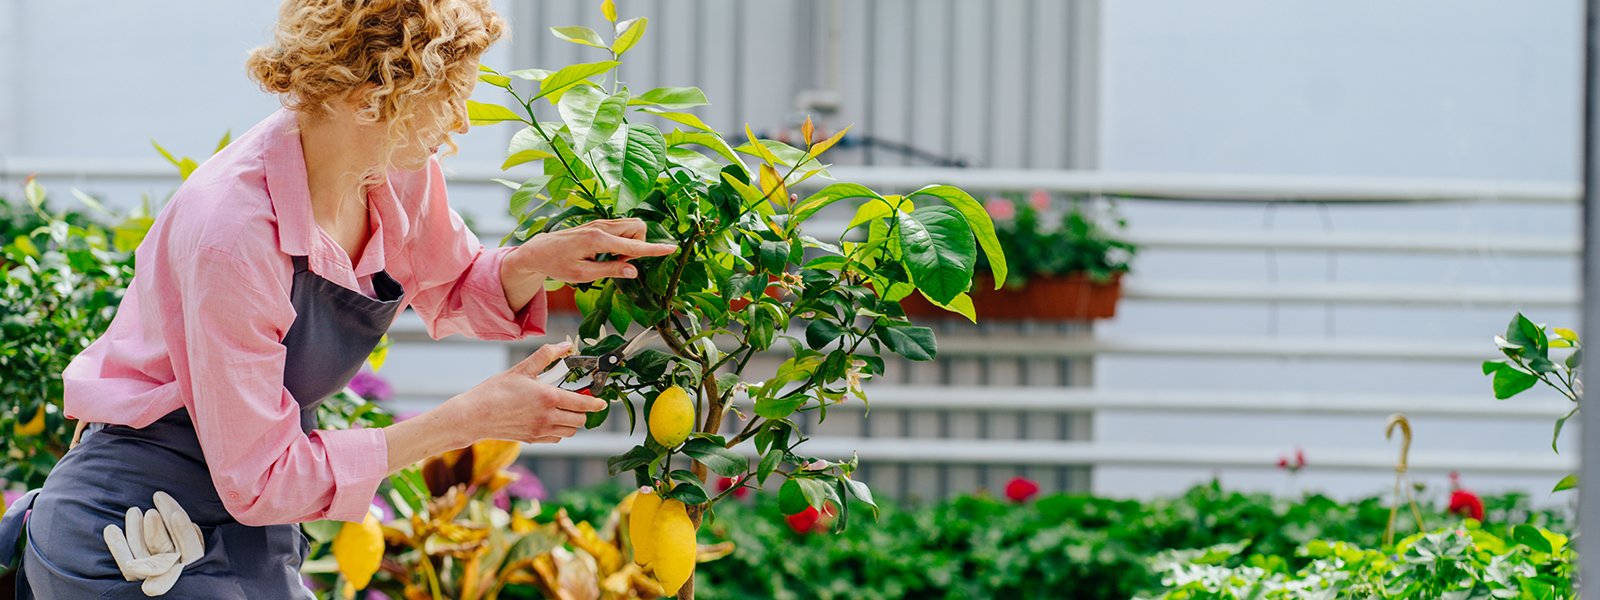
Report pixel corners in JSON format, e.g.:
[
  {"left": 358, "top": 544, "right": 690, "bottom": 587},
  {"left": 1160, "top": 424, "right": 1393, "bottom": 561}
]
[{"left": 2, "top": 0, "right": 675, "bottom": 597}]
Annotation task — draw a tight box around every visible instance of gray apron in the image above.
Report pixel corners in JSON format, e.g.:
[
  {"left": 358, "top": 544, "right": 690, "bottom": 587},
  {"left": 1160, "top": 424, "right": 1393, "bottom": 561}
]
[{"left": 3, "top": 255, "right": 404, "bottom": 599}]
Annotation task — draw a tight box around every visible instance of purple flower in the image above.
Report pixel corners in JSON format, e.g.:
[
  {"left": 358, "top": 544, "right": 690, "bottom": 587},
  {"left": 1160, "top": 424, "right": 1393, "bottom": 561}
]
[
  {"left": 505, "top": 465, "right": 547, "bottom": 501},
  {"left": 3, "top": 489, "right": 23, "bottom": 510},
  {"left": 348, "top": 371, "right": 393, "bottom": 402}
]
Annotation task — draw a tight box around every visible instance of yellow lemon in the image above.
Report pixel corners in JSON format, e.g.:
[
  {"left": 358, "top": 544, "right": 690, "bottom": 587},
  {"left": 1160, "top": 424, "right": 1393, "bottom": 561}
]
[
  {"left": 651, "top": 499, "right": 697, "bottom": 596},
  {"left": 332, "top": 512, "right": 384, "bottom": 591},
  {"left": 648, "top": 386, "right": 695, "bottom": 448},
  {"left": 629, "top": 489, "right": 663, "bottom": 566},
  {"left": 13, "top": 405, "right": 44, "bottom": 437}
]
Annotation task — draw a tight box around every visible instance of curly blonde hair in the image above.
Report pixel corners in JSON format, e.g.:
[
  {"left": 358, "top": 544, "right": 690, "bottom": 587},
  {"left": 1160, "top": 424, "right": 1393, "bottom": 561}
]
[{"left": 246, "top": 0, "right": 506, "bottom": 162}]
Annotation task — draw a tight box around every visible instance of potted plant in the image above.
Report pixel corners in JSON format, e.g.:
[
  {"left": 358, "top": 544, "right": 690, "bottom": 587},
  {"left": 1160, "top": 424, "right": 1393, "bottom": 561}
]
[
  {"left": 469, "top": 1, "right": 1005, "bottom": 597},
  {"left": 901, "top": 191, "right": 1135, "bottom": 321}
]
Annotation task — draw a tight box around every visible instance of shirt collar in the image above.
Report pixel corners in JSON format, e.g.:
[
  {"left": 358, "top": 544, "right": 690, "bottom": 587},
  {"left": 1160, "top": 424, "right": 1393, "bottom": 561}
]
[{"left": 263, "top": 108, "right": 316, "bottom": 259}]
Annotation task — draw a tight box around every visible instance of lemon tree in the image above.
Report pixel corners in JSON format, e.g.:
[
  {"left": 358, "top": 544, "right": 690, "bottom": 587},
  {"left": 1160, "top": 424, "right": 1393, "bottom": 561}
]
[{"left": 472, "top": 3, "right": 1004, "bottom": 597}]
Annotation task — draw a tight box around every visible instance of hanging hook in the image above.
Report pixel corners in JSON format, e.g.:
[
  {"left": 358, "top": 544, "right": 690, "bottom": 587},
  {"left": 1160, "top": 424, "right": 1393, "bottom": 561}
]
[
  {"left": 1386, "top": 413, "right": 1413, "bottom": 474},
  {"left": 1383, "top": 413, "right": 1427, "bottom": 547}
]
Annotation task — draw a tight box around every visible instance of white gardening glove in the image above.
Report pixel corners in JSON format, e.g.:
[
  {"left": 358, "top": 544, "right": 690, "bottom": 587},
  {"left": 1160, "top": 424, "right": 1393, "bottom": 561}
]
[{"left": 102, "top": 491, "right": 206, "bottom": 596}]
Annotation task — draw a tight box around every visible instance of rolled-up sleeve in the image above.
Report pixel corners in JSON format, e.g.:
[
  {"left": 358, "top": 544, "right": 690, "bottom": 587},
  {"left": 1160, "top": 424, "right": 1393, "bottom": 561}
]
[
  {"left": 179, "top": 248, "right": 387, "bottom": 525},
  {"left": 406, "top": 158, "right": 547, "bottom": 341}
]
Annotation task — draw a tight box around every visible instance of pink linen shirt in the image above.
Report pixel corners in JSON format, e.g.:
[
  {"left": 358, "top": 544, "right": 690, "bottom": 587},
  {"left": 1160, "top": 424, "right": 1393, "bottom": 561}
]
[{"left": 61, "top": 108, "right": 547, "bottom": 526}]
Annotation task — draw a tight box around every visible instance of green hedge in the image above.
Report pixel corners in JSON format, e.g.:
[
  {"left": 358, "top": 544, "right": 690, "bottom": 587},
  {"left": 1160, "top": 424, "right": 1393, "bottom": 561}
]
[{"left": 543, "top": 482, "right": 1567, "bottom": 600}]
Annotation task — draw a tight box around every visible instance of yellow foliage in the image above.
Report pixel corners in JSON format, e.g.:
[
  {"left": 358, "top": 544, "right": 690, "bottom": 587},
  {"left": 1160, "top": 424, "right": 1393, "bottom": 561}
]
[{"left": 332, "top": 513, "right": 384, "bottom": 591}]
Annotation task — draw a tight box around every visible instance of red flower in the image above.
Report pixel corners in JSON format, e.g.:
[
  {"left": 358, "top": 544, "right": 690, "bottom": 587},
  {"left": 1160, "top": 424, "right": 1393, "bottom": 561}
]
[
  {"left": 1004, "top": 477, "right": 1040, "bottom": 503},
  {"left": 785, "top": 503, "right": 839, "bottom": 534},
  {"left": 1448, "top": 490, "right": 1485, "bottom": 521},
  {"left": 716, "top": 475, "right": 750, "bottom": 500},
  {"left": 1276, "top": 456, "right": 1289, "bottom": 469},
  {"left": 1447, "top": 471, "right": 1485, "bottom": 521},
  {"left": 1295, "top": 448, "right": 1306, "bottom": 469},
  {"left": 786, "top": 506, "right": 821, "bottom": 534}
]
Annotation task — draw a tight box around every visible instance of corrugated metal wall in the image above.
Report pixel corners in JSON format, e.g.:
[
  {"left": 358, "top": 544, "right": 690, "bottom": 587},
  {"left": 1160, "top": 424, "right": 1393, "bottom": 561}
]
[{"left": 510, "top": 0, "right": 1095, "bottom": 170}]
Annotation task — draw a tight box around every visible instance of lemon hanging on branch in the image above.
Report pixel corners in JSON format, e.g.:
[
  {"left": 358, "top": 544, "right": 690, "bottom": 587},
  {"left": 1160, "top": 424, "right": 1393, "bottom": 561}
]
[
  {"left": 629, "top": 487, "right": 663, "bottom": 566},
  {"left": 648, "top": 386, "right": 694, "bottom": 448},
  {"left": 651, "top": 498, "right": 697, "bottom": 595}
]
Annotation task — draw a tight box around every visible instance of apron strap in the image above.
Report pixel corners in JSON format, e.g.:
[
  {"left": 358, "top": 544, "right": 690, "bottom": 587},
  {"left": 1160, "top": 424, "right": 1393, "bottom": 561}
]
[{"left": 68, "top": 421, "right": 87, "bottom": 450}]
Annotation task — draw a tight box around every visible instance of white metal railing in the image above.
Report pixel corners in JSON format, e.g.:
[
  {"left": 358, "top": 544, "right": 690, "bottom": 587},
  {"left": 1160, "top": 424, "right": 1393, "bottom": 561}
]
[
  {"left": 8, "top": 161, "right": 1581, "bottom": 495},
  {"left": 3, "top": 158, "right": 1580, "bottom": 204}
]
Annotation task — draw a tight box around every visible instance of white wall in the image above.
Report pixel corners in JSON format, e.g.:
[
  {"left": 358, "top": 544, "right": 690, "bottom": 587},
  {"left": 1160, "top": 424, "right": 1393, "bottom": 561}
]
[{"left": 0, "top": 0, "right": 1586, "bottom": 504}]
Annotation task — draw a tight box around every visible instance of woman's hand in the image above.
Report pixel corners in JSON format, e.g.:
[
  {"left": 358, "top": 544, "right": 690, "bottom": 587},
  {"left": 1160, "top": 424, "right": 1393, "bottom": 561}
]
[
  {"left": 457, "top": 341, "right": 607, "bottom": 443},
  {"left": 512, "top": 218, "right": 678, "bottom": 283},
  {"left": 499, "top": 218, "right": 677, "bottom": 314},
  {"left": 383, "top": 342, "right": 607, "bottom": 473}
]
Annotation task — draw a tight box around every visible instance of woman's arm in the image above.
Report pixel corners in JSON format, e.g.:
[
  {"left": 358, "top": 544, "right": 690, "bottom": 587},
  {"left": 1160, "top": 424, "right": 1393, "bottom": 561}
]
[{"left": 381, "top": 341, "right": 606, "bottom": 473}]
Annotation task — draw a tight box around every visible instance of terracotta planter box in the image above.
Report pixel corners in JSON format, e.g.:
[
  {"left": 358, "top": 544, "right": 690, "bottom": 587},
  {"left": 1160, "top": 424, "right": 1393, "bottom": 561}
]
[{"left": 900, "top": 273, "right": 1124, "bottom": 321}]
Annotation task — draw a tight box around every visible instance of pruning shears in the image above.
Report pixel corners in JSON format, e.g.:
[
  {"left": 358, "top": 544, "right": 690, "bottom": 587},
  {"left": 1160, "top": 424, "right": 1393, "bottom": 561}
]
[{"left": 536, "top": 329, "right": 658, "bottom": 395}]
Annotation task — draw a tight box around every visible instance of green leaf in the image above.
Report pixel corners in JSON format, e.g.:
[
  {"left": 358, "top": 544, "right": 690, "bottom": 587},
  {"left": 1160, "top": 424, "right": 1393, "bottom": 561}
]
[
  {"left": 665, "top": 130, "right": 747, "bottom": 171},
  {"left": 503, "top": 127, "right": 556, "bottom": 170},
  {"left": 1567, "top": 348, "right": 1582, "bottom": 370},
  {"left": 910, "top": 185, "right": 1008, "bottom": 289},
  {"left": 534, "top": 60, "right": 619, "bottom": 102},
  {"left": 467, "top": 100, "right": 526, "bottom": 126},
  {"left": 666, "top": 148, "right": 723, "bottom": 180},
  {"left": 666, "top": 481, "right": 709, "bottom": 505},
  {"left": 508, "top": 68, "right": 552, "bottom": 81},
  {"left": 550, "top": 25, "right": 608, "bottom": 48},
  {"left": 682, "top": 438, "right": 748, "bottom": 477},
  {"left": 1485, "top": 362, "right": 1538, "bottom": 399},
  {"left": 805, "top": 320, "right": 846, "bottom": 348},
  {"left": 758, "top": 240, "right": 792, "bottom": 274},
  {"left": 756, "top": 448, "right": 782, "bottom": 485},
  {"left": 755, "top": 394, "right": 808, "bottom": 420},
  {"left": 793, "top": 183, "right": 887, "bottom": 224},
  {"left": 1554, "top": 473, "right": 1579, "bottom": 492},
  {"left": 897, "top": 206, "right": 977, "bottom": 305},
  {"left": 879, "top": 324, "right": 937, "bottom": 361},
  {"left": 509, "top": 175, "right": 554, "bottom": 217},
  {"left": 842, "top": 477, "right": 878, "bottom": 519},
  {"left": 1553, "top": 406, "right": 1578, "bottom": 453},
  {"left": 585, "top": 402, "right": 611, "bottom": 429},
  {"left": 612, "top": 17, "right": 648, "bottom": 55},
  {"left": 630, "top": 87, "right": 710, "bottom": 110},
  {"left": 607, "top": 444, "right": 658, "bottom": 477},
  {"left": 478, "top": 72, "right": 512, "bottom": 89},
  {"left": 797, "top": 478, "right": 833, "bottom": 511},
  {"left": 1514, "top": 525, "right": 1553, "bottom": 553},
  {"left": 615, "top": 124, "right": 667, "bottom": 213},
  {"left": 921, "top": 290, "right": 976, "bottom": 323},
  {"left": 642, "top": 108, "right": 716, "bottom": 133},
  {"left": 779, "top": 479, "right": 808, "bottom": 515},
  {"left": 559, "top": 86, "right": 629, "bottom": 153}
]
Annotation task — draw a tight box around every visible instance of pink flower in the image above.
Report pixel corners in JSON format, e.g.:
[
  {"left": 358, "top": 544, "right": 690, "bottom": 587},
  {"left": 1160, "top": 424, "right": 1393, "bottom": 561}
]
[
  {"left": 348, "top": 371, "right": 393, "bottom": 402},
  {"left": 371, "top": 496, "right": 395, "bottom": 522},
  {"left": 1276, "top": 456, "right": 1289, "bottom": 470},
  {"left": 1029, "top": 189, "right": 1051, "bottom": 211},
  {"left": 1004, "top": 476, "right": 1040, "bottom": 503},
  {"left": 984, "top": 198, "right": 1016, "bottom": 221},
  {"left": 1295, "top": 448, "right": 1307, "bottom": 469}
]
